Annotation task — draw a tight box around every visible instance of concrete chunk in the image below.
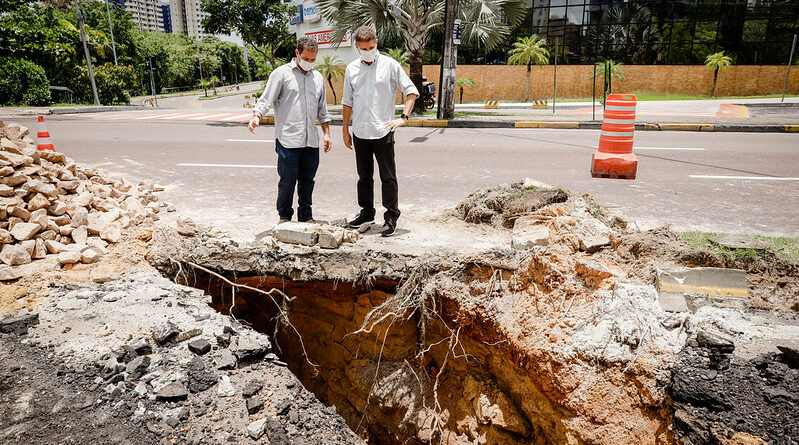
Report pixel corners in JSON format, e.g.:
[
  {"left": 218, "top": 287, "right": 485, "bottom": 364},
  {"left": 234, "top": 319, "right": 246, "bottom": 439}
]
[
  {"left": 274, "top": 222, "right": 318, "bottom": 246},
  {"left": 511, "top": 225, "right": 550, "bottom": 249}
]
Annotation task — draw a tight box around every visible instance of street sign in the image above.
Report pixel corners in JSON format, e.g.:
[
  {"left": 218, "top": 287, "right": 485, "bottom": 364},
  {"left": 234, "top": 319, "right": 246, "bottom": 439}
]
[{"left": 453, "top": 19, "right": 462, "bottom": 45}]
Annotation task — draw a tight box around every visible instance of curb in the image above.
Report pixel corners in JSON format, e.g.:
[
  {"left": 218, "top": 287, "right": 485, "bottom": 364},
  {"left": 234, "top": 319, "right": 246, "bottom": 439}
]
[
  {"left": 297, "top": 118, "right": 799, "bottom": 133},
  {"left": 0, "top": 105, "right": 146, "bottom": 117}
]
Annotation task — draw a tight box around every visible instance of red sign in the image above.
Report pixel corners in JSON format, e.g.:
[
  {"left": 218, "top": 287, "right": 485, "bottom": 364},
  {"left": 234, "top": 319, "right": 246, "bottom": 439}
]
[{"left": 304, "top": 29, "right": 348, "bottom": 47}]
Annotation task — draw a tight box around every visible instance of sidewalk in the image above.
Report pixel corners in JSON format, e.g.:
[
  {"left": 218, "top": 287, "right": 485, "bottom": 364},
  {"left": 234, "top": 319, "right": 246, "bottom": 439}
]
[{"left": 320, "top": 97, "right": 799, "bottom": 132}]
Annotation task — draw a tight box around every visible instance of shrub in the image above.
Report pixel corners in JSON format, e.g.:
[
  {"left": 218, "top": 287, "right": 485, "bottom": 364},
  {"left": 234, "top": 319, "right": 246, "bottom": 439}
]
[
  {"left": 74, "top": 63, "right": 138, "bottom": 104},
  {"left": 0, "top": 57, "right": 52, "bottom": 106}
]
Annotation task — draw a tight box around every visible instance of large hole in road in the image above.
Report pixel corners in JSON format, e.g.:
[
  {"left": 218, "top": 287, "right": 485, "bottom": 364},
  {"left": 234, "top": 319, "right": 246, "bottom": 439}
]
[{"left": 176, "top": 268, "right": 574, "bottom": 445}]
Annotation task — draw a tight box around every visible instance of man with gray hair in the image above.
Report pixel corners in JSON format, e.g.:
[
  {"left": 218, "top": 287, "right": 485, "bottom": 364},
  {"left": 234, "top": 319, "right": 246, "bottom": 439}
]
[
  {"left": 342, "top": 26, "right": 418, "bottom": 237},
  {"left": 249, "top": 37, "right": 332, "bottom": 224}
]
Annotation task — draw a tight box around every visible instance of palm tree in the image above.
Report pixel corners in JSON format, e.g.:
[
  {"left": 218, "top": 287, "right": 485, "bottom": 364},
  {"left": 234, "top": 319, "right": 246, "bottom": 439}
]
[
  {"left": 59, "top": 19, "right": 112, "bottom": 61},
  {"left": 507, "top": 35, "right": 549, "bottom": 102},
  {"left": 316, "top": 0, "right": 528, "bottom": 112},
  {"left": 591, "top": 60, "right": 627, "bottom": 82},
  {"left": 315, "top": 55, "right": 345, "bottom": 104},
  {"left": 705, "top": 51, "right": 732, "bottom": 98},
  {"left": 455, "top": 77, "right": 476, "bottom": 104},
  {"left": 385, "top": 48, "right": 410, "bottom": 66}
]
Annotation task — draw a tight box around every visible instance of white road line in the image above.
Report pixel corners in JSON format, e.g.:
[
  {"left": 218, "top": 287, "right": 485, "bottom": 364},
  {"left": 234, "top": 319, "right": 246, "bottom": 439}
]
[
  {"left": 190, "top": 113, "right": 232, "bottom": 120},
  {"left": 177, "top": 163, "right": 276, "bottom": 169},
  {"left": 636, "top": 147, "right": 705, "bottom": 151},
  {"left": 155, "top": 112, "right": 206, "bottom": 120},
  {"left": 136, "top": 112, "right": 184, "bottom": 120},
  {"left": 220, "top": 113, "right": 252, "bottom": 121},
  {"left": 689, "top": 175, "right": 799, "bottom": 181},
  {"left": 225, "top": 139, "right": 274, "bottom": 143}
]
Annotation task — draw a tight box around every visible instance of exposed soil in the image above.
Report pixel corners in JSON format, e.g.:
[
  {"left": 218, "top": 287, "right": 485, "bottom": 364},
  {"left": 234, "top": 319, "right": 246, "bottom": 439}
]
[{"left": 612, "top": 228, "right": 799, "bottom": 312}]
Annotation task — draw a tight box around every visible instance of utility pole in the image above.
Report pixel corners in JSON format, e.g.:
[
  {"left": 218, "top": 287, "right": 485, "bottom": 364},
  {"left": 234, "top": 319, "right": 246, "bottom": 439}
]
[
  {"left": 782, "top": 34, "right": 797, "bottom": 102},
  {"left": 197, "top": 39, "right": 206, "bottom": 96},
  {"left": 552, "top": 38, "right": 557, "bottom": 114},
  {"left": 105, "top": 0, "right": 118, "bottom": 65},
  {"left": 146, "top": 57, "right": 157, "bottom": 106},
  {"left": 75, "top": 0, "right": 100, "bottom": 105},
  {"left": 437, "top": 0, "right": 460, "bottom": 120}
]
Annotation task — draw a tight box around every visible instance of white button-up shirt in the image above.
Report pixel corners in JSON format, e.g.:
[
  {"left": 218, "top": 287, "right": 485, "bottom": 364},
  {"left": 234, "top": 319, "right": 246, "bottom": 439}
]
[
  {"left": 254, "top": 60, "right": 331, "bottom": 149},
  {"left": 342, "top": 53, "right": 419, "bottom": 140}
]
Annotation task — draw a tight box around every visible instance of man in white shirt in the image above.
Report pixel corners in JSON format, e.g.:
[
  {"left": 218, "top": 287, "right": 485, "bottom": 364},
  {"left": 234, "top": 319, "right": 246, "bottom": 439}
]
[
  {"left": 249, "top": 37, "right": 332, "bottom": 224},
  {"left": 342, "top": 26, "right": 419, "bottom": 237}
]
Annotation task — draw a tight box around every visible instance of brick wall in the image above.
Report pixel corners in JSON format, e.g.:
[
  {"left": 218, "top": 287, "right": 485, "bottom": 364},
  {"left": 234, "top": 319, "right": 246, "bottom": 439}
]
[{"left": 321, "top": 64, "right": 799, "bottom": 104}]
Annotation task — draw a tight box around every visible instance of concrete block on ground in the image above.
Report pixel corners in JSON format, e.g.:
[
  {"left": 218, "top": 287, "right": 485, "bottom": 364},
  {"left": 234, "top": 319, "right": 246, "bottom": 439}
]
[
  {"left": 318, "top": 227, "right": 345, "bottom": 249},
  {"left": 523, "top": 177, "right": 553, "bottom": 189},
  {"left": 656, "top": 267, "right": 748, "bottom": 313},
  {"left": 273, "top": 222, "right": 318, "bottom": 246}
]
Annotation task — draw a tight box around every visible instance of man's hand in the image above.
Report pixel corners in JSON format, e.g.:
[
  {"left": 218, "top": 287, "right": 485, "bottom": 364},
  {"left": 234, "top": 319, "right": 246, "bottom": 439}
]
[
  {"left": 343, "top": 130, "right": 353, "bottom": 150},
  {"left": 323, "top": 133, "right": 332, "bottom": 153},
  {"left": 248, "top": 115, "right": 261, "bottom": 134},
  {"left": 385, "top": 118, "right": 407, "bottom": 132}
]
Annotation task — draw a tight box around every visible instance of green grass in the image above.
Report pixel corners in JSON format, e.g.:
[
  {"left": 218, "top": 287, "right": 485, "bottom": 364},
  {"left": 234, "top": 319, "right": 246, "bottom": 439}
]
[{"left": 679, "top": 231, "right": 799, "bottom": 264}]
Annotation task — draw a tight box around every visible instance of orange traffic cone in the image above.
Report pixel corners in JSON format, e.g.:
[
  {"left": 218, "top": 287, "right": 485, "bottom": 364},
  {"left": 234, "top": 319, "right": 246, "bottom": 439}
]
[
  {"left": 35, "top": 115, "right": 56, "bottom": 151},
  {"left": 590, "top": 94, "right": 637, "bottom": 179}
]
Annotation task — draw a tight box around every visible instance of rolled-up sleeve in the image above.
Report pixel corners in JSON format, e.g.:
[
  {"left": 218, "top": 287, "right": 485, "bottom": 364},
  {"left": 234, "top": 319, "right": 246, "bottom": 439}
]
[
  {"left": 394, "top": 62, "right": 419, "bottom": 97},
  {"left": 341, "top": 68, "right": 354, "bottom": 108},
  {"left": 317, "top": 74, "right": 331, "bottom": 124},
  {"left": 253, "top": 69, "right": 282, "bottom": 116}
]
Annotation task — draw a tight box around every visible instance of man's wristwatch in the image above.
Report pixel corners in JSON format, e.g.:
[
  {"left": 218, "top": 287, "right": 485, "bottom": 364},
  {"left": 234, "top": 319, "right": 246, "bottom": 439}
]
[{"left": 400, "top": 113, "right": 409, "bottom": 121}]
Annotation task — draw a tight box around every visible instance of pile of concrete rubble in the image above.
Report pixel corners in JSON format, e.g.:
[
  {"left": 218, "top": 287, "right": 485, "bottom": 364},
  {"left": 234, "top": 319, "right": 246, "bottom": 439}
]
[{"left": 0, "top": 121, "right": 169, "bottom": 279}]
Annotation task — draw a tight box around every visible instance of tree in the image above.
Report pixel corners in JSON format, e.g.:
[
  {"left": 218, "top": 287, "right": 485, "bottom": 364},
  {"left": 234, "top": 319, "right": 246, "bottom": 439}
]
[
  {"left": 704, "top": 51, "right": 732, "bottom": 98},
  {"left": 455, "top": 77, "right": 476, "bottom": 104},
  {"left": 385, "top": 48, "right": 409, "bottom": 66},
  {"left": 201, "top": 0, "right": 295, "bottom": 67},
  {"left": 507, "top": 35, "right": 549, "bottom": 102},
  {"left": 316, "top": 0, "right": 527, "bottom": 112},
  {"left": 315, "top": 55, "right": 344, "bottom": 104}
]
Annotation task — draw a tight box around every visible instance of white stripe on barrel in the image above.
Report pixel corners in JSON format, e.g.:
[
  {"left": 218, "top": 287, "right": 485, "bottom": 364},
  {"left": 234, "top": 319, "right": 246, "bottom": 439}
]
[
  {"left": 601, "top": 130, "right": 635, "bottom": 137},
  {"left": 604, "top": 104, "right": 637, "bottom": 112},
  {"left": 602, "top": 118, "right": 636, "bottom": 125}
]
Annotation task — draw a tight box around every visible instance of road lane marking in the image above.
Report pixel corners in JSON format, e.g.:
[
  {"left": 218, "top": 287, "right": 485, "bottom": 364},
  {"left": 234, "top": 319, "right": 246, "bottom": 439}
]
[
  {"left": 635, "top": 146, "right": 706, "bottom": 151},
  {"left": 177, "top": 163, "right": 276, "bottom": 169},
  {"left": 190, "top": 113, "right": 231, "bottom": 120},
  {"left": 137, "top": 112, "right": 184, "bottom": 120},
  {"left": 155, "top": 112, "right": 207, "bottom": 120},
  {"left": 225, "top": 139, "right": 274, "bottom": 143},
  {"left": 591, "top": 146, "right": 706, "bottom": 151},
  {"left": 221, "top": 113, "right": 252, "bottom": 121},
  {"left": 689, "top": 175, "right": 799, "bottom": 181}
]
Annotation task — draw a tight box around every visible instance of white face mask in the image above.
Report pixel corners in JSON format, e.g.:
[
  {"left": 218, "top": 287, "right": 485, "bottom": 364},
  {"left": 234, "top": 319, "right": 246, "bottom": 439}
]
[
  {"left": 297, "top": 58, "right": 314, "bottom": 72},
  {"left": 359, "top": 47, "right": 377, "bottom": 63}
]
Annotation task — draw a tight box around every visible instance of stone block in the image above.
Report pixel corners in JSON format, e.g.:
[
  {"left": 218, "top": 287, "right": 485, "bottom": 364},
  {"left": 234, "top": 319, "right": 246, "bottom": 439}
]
[
  {"left": 274, "top": 222, "right": 318, "bottom": 246},
  {"left": 511, "top": 225, "right": 549, "bottom": 249}
]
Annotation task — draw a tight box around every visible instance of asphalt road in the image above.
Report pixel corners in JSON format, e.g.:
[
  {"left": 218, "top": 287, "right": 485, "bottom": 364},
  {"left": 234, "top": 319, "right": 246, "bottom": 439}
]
[{"left": 15, "top": 114, "right": 799, "bottom": 238}]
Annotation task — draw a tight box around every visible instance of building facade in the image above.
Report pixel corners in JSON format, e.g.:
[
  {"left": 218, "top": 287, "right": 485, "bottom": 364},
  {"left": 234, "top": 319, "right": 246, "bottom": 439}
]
[
  {"left": 169, "top": 0, "right": 210, "bottom": 39},
  {"left": 110, "top": 0, "right": 166, "bottom": 32},
  {"left": 288, "top": 0, "right": 359, "bottom": 63},
  {"left": 512, "top": 0, "right": 799, "bottom": 65}
]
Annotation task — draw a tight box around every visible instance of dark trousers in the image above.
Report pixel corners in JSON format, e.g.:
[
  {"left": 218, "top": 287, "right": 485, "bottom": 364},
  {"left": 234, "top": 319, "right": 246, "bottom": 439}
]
[
  {"left": 275, "top": 139, "right": 319, "bottom": 221},
  {"left": 353, "top": 132, "right": 400, "bottom": 222}
]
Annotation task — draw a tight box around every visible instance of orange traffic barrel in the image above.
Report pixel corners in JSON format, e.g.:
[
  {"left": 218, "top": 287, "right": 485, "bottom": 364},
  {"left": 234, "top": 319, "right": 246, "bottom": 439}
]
[
  {"left": 35, "top": 115, "right": 56, "bottom": 151},
  {"left": 591, "top": 94, "right": 637, "bottom": 179}
]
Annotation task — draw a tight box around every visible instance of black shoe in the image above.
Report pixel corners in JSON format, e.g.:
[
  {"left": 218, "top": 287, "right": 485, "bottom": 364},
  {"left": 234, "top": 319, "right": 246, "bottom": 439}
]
[
  {"left": 348, "top": 213, "right": 374, "bottom": 228},
  {"left": 380, "top": 220, "right": 396, "bottom": 237}
]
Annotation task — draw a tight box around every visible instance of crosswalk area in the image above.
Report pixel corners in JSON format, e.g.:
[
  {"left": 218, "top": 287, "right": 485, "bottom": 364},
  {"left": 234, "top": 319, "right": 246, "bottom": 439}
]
[{"left": 60, "top": 111, "right": 254, "bottom": 123}]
